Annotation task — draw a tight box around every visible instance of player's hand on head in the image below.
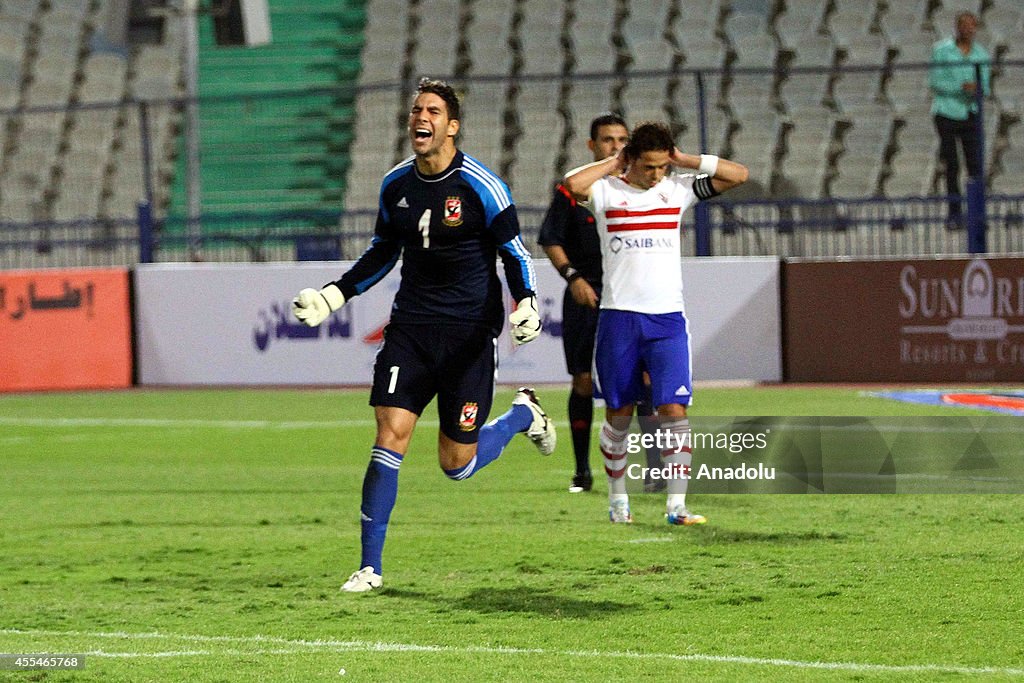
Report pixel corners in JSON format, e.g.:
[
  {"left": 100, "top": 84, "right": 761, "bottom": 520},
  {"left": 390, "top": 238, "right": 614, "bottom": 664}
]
[
  {"left": 292, "top": 284, "right": 346, "bottom": 327},
  {"left": 615, "top": 149, "right": 629, "bottom": 172},
  {"left": 509, "top": 296, "right": 541, "bottom": 345}
]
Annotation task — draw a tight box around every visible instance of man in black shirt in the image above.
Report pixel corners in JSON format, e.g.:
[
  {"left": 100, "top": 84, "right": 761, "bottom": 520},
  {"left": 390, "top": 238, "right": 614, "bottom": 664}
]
[
  {"left": 292, "top": 78, "right": 556, "bottom": 592},
  {"left": 539, "top": 114, "right": 630, "bottom": 493}
]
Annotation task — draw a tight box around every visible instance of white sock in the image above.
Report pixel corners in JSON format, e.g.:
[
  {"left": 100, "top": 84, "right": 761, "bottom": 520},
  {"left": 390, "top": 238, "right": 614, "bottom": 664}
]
[
  {"left": 666, "top": 493, "right": 687, "bottom": 511},
  {"left": 600, "top": 419, "right": 630, "bottom": 497},
  {"left": 660, "top": 418, "right": 691, "bottom": 510}
]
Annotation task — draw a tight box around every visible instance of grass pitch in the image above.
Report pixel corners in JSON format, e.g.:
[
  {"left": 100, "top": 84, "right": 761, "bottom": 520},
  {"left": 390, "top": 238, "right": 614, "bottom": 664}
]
[{"left": 1, "top": 386, "right": 1023, "bottom": 681}]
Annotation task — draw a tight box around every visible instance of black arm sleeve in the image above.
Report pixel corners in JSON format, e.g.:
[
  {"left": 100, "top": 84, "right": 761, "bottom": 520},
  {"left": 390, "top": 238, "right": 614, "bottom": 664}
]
[
  {"left": 537, "top": 184, "right": 575, "bottom": 247},
  {"left": 331, "top": 214, "right": 402, "bottom": 299}
]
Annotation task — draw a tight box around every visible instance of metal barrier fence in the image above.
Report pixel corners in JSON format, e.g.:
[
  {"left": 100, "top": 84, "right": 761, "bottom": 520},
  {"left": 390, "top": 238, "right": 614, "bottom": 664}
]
[
  {"left": 1, "top": 59, "right": 1022, "bottom": 268},
  {"left": 7, "top": 194, "right": 1020, "bottom": 270}
]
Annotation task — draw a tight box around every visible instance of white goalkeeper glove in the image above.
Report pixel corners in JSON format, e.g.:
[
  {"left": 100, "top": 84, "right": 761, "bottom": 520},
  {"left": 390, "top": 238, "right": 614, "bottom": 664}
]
[
  {"left": 508, "top": 296, "right": 541, "bottom": 345},
  {"left": 292, "top": 284, "right": 346, "bottom": 327}
]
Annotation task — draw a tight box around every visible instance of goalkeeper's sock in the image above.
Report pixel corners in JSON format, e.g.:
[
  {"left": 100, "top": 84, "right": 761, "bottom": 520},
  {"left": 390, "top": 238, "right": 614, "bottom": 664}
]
[
  {"left": 600, "top": 418, "right": 631, "bottom": 496},
  {"left": 568, "top": 390, "right": 593, "bottom": 475},
  {"left": 444, "top": 404, "right": 532, "bottom": 479},
  {"left": 359, "top": 446, "right": 403, "bottom": 575}
]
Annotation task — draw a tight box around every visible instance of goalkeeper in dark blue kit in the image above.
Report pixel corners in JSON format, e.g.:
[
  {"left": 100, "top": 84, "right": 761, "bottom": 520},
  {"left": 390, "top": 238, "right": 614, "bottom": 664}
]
[{"left": 292, "top": 78, "right": 556, "bottom": 592}]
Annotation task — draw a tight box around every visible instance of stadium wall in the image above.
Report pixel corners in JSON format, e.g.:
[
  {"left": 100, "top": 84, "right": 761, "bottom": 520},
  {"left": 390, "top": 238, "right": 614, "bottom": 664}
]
[
  {"left": 133, "top": 259, "right": 782, "bottom": 386},
  {"left": 0, "top": 268, "right": 133, "bottom": 391},
  {"left": 783, "top": 256, "right": 1024, "bottom": 382}
]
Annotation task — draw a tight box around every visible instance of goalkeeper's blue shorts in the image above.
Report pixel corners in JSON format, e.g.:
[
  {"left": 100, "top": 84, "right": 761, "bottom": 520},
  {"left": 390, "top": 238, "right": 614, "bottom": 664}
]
[{"left": 593, "top": 309, "right": 692, "bottom": 410}]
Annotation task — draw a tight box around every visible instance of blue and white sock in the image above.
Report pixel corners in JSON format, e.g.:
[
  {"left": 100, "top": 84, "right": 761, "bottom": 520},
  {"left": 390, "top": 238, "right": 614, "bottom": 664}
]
[
  {"left": 443, "top": 404, "right": 532, "bottom": 480},
  {"left": 359, "top": 446, "right": 403, "bottom": 575}
]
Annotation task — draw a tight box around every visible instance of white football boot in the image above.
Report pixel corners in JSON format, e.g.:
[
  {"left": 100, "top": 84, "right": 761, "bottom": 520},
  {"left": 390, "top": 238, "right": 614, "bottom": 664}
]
[
  {"left": 513, "top": 387, "right": 557, "bottom": 456},
  {"left": 341, "top": 566, "right": 382, "bottom": 592},
  {"left": 609, "top": 498, "right": 633, "bottom": 524}
]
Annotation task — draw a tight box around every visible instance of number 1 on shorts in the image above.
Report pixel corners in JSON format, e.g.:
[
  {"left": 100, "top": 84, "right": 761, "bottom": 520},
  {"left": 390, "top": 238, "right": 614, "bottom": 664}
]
[{"left": 388, "top": 365, "right": 400, "bottom": 393}]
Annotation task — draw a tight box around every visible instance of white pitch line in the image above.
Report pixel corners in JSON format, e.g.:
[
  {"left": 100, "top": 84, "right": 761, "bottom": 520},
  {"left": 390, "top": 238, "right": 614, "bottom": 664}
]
[
  {"left": 3, "top": 416, "right": 1020, "bottom": 435},
  {"left": 0, "top": 417, "right": 380, "bottom": 429},
  {"left": 2, "top": 628, "right": 1022, "bottom": 676}
]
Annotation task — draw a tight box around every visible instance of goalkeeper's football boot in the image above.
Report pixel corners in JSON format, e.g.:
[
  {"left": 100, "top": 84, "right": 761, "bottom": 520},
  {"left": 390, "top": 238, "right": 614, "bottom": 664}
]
[
  {"left": 513, "top": 387, "right": 557, "bottom": 455},
  {"left": 341, "top": 566, "right": 383, "bottom": 592},
  {"left": 666, "top": 506, "right": 706, "bottom": 526},
  {"left": 609, "top": 498, "right": 633, "bottom": 524}
]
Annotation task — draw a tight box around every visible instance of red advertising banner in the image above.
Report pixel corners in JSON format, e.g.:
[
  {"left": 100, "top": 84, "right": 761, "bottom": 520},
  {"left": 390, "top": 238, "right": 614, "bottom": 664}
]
[
  {"left": 784, "top": 257, "right": 1024, "bottom": 382},
  {"left": 0, "top": 268, "right": 133, "bottom": 391}
]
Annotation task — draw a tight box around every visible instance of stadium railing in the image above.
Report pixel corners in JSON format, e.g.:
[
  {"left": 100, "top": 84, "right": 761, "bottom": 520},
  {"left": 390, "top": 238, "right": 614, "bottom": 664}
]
[{"left": 0, "top": 60, "right": 1022, "bottom": 268}]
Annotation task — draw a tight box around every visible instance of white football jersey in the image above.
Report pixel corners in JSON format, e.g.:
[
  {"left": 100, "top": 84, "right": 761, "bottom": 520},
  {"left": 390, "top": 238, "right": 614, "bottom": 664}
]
[{"left": 588, "top": 172, "right": 702, "bottom": 314}]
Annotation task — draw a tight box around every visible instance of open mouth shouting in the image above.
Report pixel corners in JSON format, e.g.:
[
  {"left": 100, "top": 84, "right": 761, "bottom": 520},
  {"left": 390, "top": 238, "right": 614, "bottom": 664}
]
[{"left": 411, "top": 126, "right": 433, "bottom": 147}]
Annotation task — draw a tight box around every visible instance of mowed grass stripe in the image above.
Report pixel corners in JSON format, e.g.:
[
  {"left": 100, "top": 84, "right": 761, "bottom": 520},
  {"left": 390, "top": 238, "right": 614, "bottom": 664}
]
[
  {"left": 3, "top": 629, "right": 1023, "bottom": 676},
  {"left": 4, "top": 388, "right": 1022, "bottom": 681},
  {"left": 0, "top": 416, "right": 378, "bottom": 429},
  {"left": 3, "top": 416, "right": 1018, "bottom": 434}
]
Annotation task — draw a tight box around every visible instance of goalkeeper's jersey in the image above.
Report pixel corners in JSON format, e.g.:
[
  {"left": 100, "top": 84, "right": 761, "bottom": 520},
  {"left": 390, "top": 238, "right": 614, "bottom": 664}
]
[
  {"left": 587, "top": 172, "right": 716, "bottom": 315},
  {"left": 332, "top": 151, "right": 536, "bottom": 335}
]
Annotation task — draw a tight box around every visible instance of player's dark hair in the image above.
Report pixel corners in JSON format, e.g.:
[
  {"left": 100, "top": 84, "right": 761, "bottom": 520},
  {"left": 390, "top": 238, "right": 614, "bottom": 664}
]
[
  {"left": 589, "top": 112, "right": 628, "bottom": 141},
  {"left": 624, "top": 121, "right": 674, "bottom": 158},
  {"left": 415, "top": 77, "right": 461, "bottom": 121}
]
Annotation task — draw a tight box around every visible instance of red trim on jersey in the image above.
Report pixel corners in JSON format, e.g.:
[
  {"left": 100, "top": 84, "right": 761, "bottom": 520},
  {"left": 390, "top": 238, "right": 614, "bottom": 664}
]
[
  {"left": 555, "top": 184, "right": 577, "bottom": 206},
  {"left": 605, "top": 207, "right": 681, "bottom": 218},
  {"left": 607, "top": 221, "right": 680, "bottom": 232},
  {"left": 606, "top": 206, "right": 682, "bottom": 231}
]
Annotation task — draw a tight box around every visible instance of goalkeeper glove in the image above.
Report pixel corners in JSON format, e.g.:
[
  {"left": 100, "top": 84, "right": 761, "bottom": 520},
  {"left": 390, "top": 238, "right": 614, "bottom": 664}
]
[
  {"left": 508, "top": 296, "right": 541, "bottom": 345},
  {"left": 292, "top": 284, "right": 346, "bottom": 327}
]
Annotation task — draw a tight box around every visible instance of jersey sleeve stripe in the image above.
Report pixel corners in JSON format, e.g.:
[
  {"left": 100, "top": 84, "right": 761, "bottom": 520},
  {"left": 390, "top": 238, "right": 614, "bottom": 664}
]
[
  {"left": 500, "top": 236, "right": 536, "bottom": 291},
  {"left": 463, "top": 156, "right": 510, "bottom": 199},
  {"left": 353, "top": 236, "right": 401, "bottom": 294},
  {"left": 464, "top": 166, "right": 511, "bottom": 211},
  {"left": 463, "top": 157, "right": 512, "bottom": 209},
  {"left": 382, "top": 156, "right": 415, "bottom": 183},
  {"left": 378, "top": 158, "right": 415, "bottom": 222}
]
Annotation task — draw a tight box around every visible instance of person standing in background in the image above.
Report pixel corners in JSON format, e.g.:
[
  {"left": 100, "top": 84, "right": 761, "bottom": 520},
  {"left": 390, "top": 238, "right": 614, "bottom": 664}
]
[{"left": 929, "top": 11, "right": 990, "bottom": 229}]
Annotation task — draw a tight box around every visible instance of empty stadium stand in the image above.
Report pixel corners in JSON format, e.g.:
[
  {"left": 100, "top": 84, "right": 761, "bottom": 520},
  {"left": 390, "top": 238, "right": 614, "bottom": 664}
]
[
  {"left": 346, "top": 0, "right": 1023, "bottom": 215},
  {"left": 0, "top": 0, "right": 1022, "bottom": 266},
  {"left": 163, "top": 0, "right": 365, "bottom": 228}
]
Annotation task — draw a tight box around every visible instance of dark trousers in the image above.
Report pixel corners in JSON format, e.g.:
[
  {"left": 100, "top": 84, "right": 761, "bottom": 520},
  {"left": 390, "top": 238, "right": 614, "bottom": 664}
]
[{"left": 934, "top": 113, "right": 981, "bottom": 217}]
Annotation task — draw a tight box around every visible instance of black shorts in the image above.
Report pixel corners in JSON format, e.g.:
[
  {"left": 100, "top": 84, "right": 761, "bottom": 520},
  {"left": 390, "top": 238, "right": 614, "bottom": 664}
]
[
  {"left": 370, "top": 322, "right": 497, "bottom": 444},
  {"left": 561, "top": 287, "right": 600, "bottom": 376}
]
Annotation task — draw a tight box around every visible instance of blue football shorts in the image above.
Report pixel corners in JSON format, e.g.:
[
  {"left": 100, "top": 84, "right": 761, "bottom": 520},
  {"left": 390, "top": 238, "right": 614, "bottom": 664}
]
[{"left": 593, "top": 309, "right": 692, "bottom": 410}]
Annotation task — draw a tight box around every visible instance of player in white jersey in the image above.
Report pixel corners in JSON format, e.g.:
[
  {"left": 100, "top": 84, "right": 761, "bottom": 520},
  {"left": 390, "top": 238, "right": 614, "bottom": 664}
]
[{"left": 563, "top": 121, "right": 748, "bottom": 525}]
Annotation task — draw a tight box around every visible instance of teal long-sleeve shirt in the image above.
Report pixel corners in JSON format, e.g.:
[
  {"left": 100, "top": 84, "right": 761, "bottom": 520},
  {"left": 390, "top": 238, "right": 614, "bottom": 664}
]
[{"left": 929, "top": 38, "right": 991, "bottom": 120}]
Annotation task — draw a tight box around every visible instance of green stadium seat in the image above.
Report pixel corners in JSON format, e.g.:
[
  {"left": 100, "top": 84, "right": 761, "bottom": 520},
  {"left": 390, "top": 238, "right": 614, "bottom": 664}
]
[{"left": 166, "top": 0, "right": 366, "bottom": 233}]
